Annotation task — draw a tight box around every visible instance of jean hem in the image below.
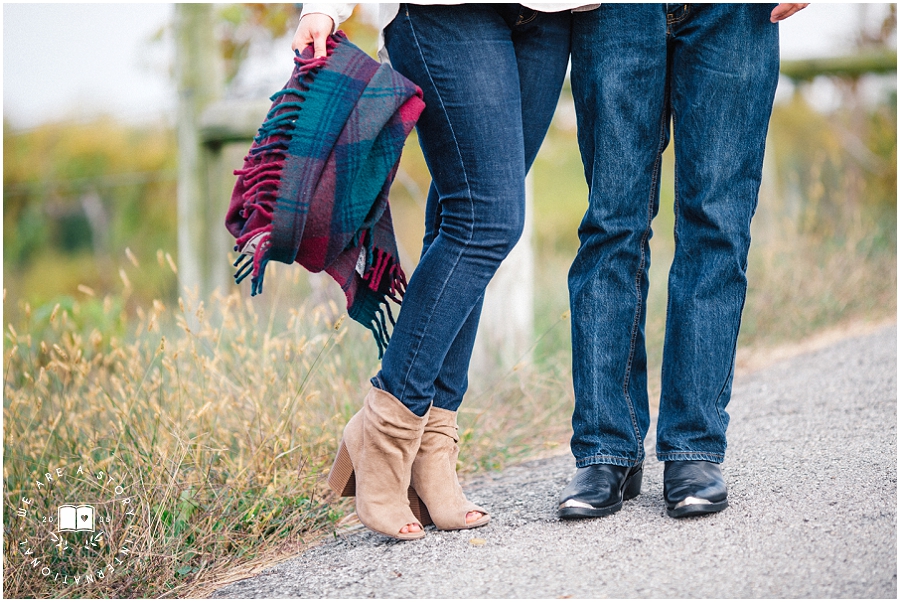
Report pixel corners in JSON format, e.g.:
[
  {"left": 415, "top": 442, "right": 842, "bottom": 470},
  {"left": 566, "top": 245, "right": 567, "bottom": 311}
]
[
  {"left": 370, "top": 374, "right": 385, "bottom": 391},
  {"left": 575, "top": 454, "right": 642, "bottom": 469},
  {"left": 656, "top": 451, "right": 725, "bottom": 463}
]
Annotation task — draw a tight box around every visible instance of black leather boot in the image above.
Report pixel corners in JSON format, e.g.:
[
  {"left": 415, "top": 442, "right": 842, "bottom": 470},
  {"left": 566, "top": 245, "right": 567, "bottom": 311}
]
[
  {"left": 664, "top": 460, "right": 728, "bottom": 518},
  {"left": 558, "top": 463, "right": 643, "bottom": 519}
]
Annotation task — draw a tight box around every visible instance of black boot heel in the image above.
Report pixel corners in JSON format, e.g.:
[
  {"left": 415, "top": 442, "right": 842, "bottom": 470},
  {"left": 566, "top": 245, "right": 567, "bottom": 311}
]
[{"left": 623, "top": 466, "right": 643, "bottom": 501}]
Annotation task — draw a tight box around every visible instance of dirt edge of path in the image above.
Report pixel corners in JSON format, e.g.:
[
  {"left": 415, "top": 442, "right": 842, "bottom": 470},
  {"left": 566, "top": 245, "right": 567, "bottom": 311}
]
[{"left": 734, "top": 316, "right": 896, "bottom": 376}]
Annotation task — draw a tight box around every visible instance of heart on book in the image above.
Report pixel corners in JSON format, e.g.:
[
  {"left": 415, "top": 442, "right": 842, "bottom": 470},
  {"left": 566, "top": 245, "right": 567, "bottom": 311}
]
[{"left": 81, "top": 515, "right": 89, "bottom": 523}]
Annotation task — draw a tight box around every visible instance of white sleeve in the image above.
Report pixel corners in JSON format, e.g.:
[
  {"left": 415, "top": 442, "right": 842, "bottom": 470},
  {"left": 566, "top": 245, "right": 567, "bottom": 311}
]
[{"left": 299, "top": 3, "right": 356, "bottom": 34}]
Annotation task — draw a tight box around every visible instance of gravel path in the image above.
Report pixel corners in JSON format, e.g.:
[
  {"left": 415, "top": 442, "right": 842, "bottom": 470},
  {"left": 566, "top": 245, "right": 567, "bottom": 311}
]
[{"left": 212, "top": 325, "right": 897, "bottom": 598}]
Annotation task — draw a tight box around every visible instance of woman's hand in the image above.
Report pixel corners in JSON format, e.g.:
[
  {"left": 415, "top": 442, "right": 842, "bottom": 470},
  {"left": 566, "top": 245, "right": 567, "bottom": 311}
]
[
  {"left": 291, "top": 13, "right": 335, "bottom": 57},
  {"left": 770, "top": 3, "right": 810, "bottom": 22}
]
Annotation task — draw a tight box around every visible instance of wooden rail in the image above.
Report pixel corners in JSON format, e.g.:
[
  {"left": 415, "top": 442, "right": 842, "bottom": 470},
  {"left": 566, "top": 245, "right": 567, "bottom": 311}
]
[
  {"left": 780, "top": 51, "right": 897, "bottom": 82},
  {"left": 199, "top": 98, "right": 272, "bottom": 147}
]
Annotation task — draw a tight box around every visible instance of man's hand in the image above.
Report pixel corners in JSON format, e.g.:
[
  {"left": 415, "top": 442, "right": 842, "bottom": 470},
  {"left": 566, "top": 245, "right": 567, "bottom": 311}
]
[
  {"left": 770, "top": 3, "right": 809, "bottom": 22},
  {"left": 291, "top": 13, "right": 335, "bottom": 57}
]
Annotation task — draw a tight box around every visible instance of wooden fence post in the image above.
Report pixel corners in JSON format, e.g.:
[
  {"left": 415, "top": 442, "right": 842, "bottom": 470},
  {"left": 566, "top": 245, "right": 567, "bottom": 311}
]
[{"left": 175, "top": 4, "right": 223, "bottom": 302}]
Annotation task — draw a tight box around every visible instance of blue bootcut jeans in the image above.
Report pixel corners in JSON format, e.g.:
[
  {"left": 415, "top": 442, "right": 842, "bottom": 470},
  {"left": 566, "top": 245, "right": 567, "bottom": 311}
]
[
  {"left": 568, "top": 3, "right": 779, "bottom": 467},
  {"left": 373, "top": 4, "right": 572, "bottom": 417}
]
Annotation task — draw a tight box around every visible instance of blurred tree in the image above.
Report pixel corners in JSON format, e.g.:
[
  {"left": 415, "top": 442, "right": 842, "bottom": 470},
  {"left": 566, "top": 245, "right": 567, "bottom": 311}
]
[
  {"left": 855, "top": 3, "right": 897, "bottom": 50},
  {"left": 217, "top": 4, "right": 300, "bottom": 84}
]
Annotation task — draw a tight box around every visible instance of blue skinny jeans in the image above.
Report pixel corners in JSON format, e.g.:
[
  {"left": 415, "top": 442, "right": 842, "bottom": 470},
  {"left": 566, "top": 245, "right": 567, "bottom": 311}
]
[
  {"left": 374, "top": 4, "right": 572, "bottom": 416},
  {"left": 568, "top": 3, "right": 780, "bottom": 466}
]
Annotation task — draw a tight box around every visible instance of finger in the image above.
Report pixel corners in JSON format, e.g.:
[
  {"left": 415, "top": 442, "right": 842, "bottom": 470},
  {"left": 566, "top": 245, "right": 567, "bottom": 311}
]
[
  {"left": 770, "top": 4, "right": 789, "bottom": 22},
  {"left": 778, "top": 6, "right": 803, "bottom": 21},
  {"left": 291, "top": 28, "right": 311, "bottom": 52},
  {"left": 313, "top": 34, "right": 327, "bottom": 59},
  {"left": 771, "top": 3, "right": 808, "bottom": 22}
]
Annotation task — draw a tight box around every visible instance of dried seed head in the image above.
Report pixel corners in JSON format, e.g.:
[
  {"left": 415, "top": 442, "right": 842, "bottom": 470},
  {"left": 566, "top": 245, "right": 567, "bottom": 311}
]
[
  {"left": 165, "top": 253, "right": 178, "bottom": 274},
  {"left": 125, "top": 247, "right": 140, "bottom": 267},
  {"left": 119, "top": 269, "right": 132, "bottom": 290}
]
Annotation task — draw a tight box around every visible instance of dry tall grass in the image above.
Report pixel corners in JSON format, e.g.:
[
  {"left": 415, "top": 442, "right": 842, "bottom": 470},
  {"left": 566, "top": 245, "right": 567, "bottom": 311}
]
[
  {"left": 2, "top": 255, "right": 578, "bottom": 598},
  {"left": 4, "top": 277, "right": 341, "bottom": 597}
]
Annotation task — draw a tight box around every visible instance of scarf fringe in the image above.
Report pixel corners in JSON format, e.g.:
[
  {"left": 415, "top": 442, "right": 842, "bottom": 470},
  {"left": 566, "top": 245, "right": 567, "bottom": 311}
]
[
  {"left": 364, "top": 247, "right": 407, "bottom": 303},
  {"left": 364, "top": 247, "right": 406, "bottom": 355},
  {"left": 347, "top": 245, "right": 408, "bottom": 359},
  {"left": 351, "top": 292, "right": 393, "bottom": 359},
  {"left": 386, "top": 262, "right": 407, "bottom": 304},
  {"left": 232, "top": 231, "right": 272, "bottom": 296}
]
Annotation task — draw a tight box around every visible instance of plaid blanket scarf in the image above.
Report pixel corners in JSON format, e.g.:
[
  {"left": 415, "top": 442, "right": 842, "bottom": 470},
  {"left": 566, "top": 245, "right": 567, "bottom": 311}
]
[{"left": 225, "top": 31, "right": 425, "bottom": 356}]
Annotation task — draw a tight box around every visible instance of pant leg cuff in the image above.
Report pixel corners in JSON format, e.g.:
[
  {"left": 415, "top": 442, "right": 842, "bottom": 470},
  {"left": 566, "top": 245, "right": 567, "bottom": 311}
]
[
  {"left": 656, "top": 451, "right": 725, "bottom": 463},
  {"left": 575, "top": 454, "right": 643, "bottom": 469},
  {"left": 370, "top": 374, "right": 430, "bottom": 417}
]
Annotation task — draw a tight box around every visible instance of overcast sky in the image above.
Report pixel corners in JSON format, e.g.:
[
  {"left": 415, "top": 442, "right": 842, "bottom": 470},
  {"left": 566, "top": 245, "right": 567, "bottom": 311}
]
[{"left": 2, "top": 3, "right": 895, "bottom": 130}]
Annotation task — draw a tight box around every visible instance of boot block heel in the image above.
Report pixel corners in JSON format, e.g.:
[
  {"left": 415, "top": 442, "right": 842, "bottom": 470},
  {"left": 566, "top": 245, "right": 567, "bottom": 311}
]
[
  {"left": 327, "top": 440, "right": 356, "bottom": 497},
  {"left": 623, "top": 467, "right": 643, "bottom": 501},
  {"left": 407, "top": 487, "right": 433, "bottom": 526}
]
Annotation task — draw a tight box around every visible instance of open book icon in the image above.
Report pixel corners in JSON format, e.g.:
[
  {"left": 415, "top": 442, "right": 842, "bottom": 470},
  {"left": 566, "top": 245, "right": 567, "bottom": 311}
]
[{"left": 58, "top": 505, "right": 95, "bottom": 532}]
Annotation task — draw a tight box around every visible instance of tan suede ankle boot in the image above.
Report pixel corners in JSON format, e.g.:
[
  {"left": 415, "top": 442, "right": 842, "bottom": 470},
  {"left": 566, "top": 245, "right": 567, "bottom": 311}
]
[
  {"left": 410, "top": 407, "right": 490, "bottom": 530},
  {"left": 327, "top": 388, "right": 428, "bottom": 540}
]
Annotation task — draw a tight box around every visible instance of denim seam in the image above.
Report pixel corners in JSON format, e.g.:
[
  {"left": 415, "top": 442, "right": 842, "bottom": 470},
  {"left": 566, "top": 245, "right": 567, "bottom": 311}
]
[
  {"left": 393, "top": 6, "right": 477, "bottom": 404},
  {"left": 713, "top": 360, "right": 733, "bottom": 437},
  {"left": 620, "top": 247, "right": 649, "bottom": 455},
  {"left": 712, "top": 291, "right": 747, "bottom": 438},
  {"left": 621, "top": 296, "right": 643, "bottom": 462},
  {"left": 666, "top": 4, "right": 691, "bottom": 26},
  {"left": 516, "top": 9, "right": 538, "bottom": 26}
]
